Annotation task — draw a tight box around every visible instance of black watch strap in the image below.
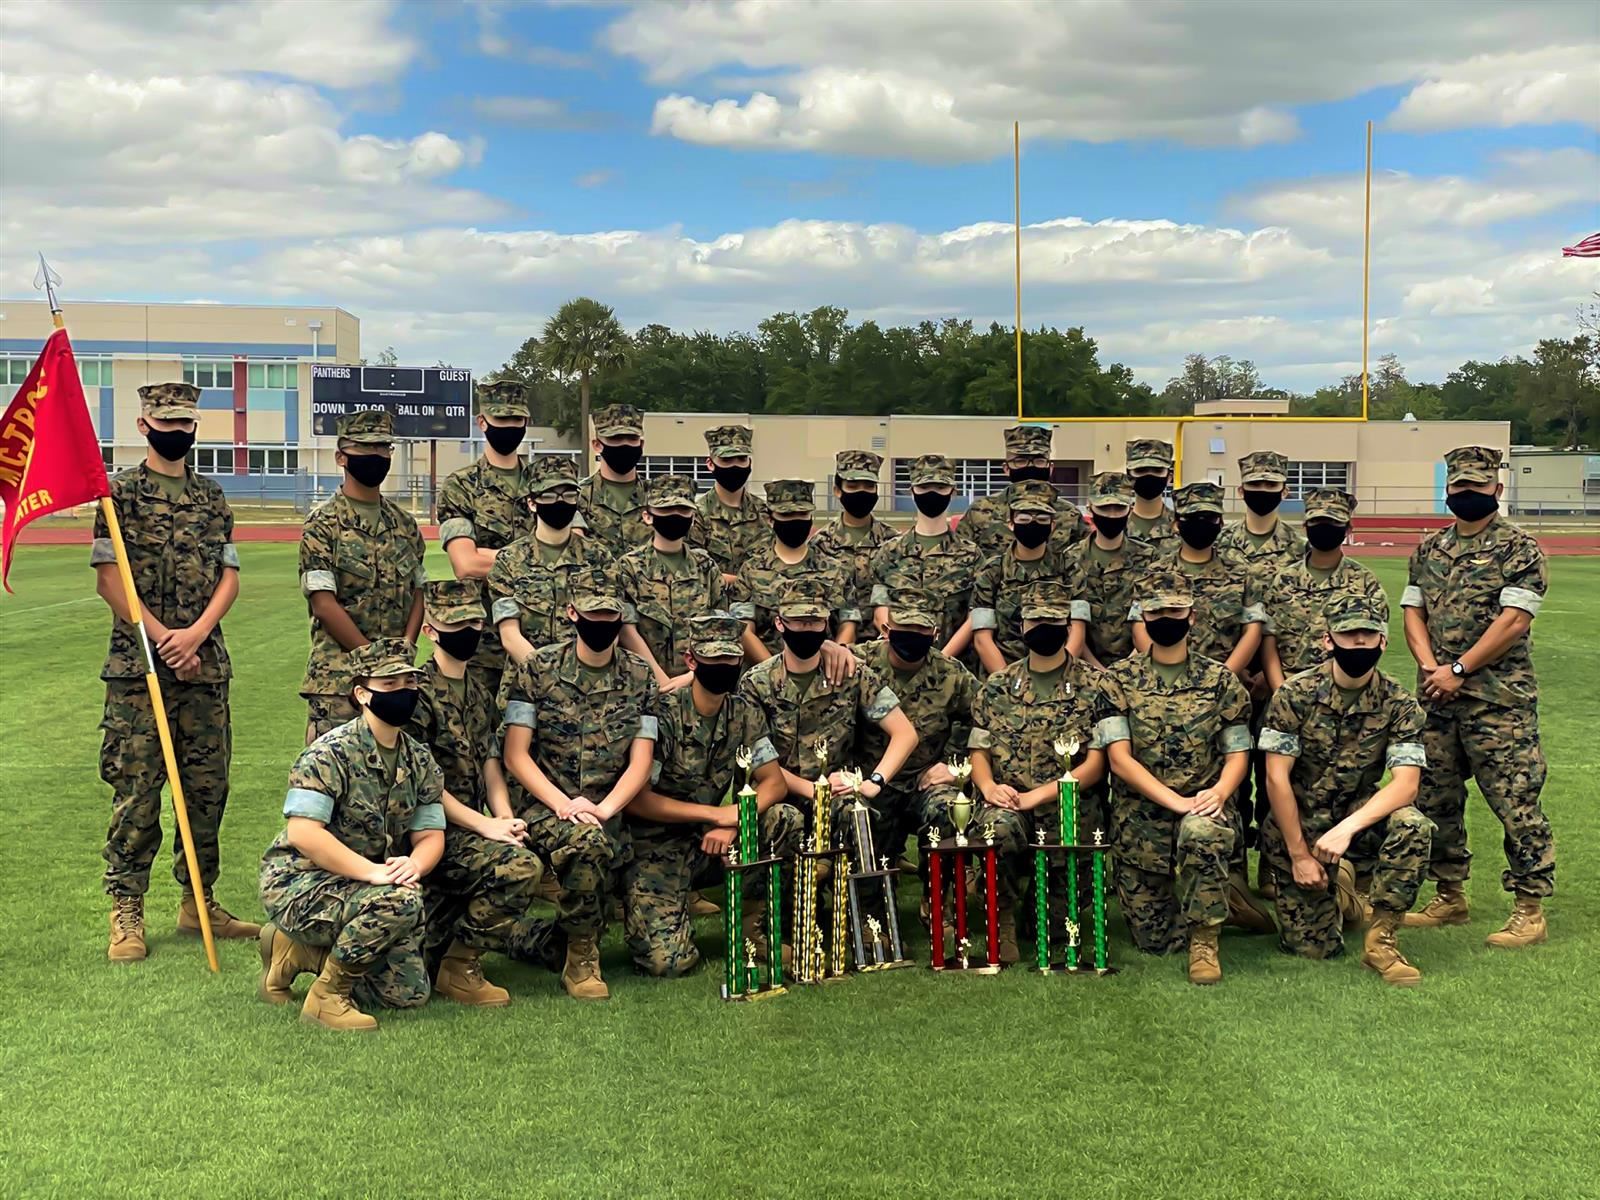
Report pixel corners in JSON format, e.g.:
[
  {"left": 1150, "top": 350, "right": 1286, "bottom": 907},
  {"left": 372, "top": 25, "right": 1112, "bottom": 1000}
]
[{"left": 868, "top": 771, "right": 886, "bottom": 787}]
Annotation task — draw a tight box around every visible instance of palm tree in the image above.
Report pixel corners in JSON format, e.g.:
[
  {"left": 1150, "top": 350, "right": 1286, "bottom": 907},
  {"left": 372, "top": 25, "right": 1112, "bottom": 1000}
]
[{"left": 537, "top": 298, "right": 630, "bottom": 442}]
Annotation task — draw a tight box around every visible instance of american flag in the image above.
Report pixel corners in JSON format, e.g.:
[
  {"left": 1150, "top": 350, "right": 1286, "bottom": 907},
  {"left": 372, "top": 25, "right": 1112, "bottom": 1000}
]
[{"left": 1562, "top": 233, "right": 1600, "bottom": 258}]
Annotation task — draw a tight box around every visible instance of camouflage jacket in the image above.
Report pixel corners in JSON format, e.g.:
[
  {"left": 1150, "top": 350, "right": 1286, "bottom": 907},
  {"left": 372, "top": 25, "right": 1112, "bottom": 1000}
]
[
  {"left": 91, "top": 465, "right": 239, "bottom": 683},
  {"left": 1128, "top": 508, "right": 1178, "bottom": 549},
  {"left": 1069, "top": 535, "right": 1160, "bottom": 666},
  {"left": 969, "top": 656, "right": 1101, "bottom": 793},
  {"left": 869, "top": 529, "right": 984, "bottom": 640},
  {"left": 503, "top": 641, "right": 659, "bottom": 802},
  {"left": 577, "top": 472, "right": 650, "bottom": 557},
  {"left": 970, "top": 544, "right": 1084, "bottom": 667},
  {"left": 487, "top": 533, "right": 615, "bottom": 653},
  {"left": 1263, "top": 554, "right": 1389, "bottom": 676},
  {"left": 1215, "top": 517, "right": 1307, "bottom": 595},
  {"left": 953, "top": 485, "right": 1088, "bottom": 560},
  {"left": 809, "top": 515, "right": 896, "bottom": 637},
  {"left": 407, "top": 659, "right": 500, "bottom": 811},
  {"left": 737, "top": 654, "right": 901, "bottom": 779},
  {"left": 1259, "top": 662, "right": 1426, "bottom": 827},
  {"left": 1402, "top": 515, "right": 1546, "bottom": 707},
  {"left": 689, "top": 488, "right": 769, "bottom": 577},
  {"left": 617, "top": 544, "right": 726, "bottom": 670},
  {"left": 634, "top": 686, "right": 779, "bottom": 838},
  {"left": 436, "top": 456, "right": 536, "bottom": 670},
  {"left": 851, "top": 641, "right": 976, "bottom": 782},
  {"left": 733, "top": 543, "right": 858, "bottom": 652},
  {"left": 297, "top": 491, "right": 426, "bottom": 696},
  {"left": 1141, "top": 548, "right": 1265, "bottom": 664}
]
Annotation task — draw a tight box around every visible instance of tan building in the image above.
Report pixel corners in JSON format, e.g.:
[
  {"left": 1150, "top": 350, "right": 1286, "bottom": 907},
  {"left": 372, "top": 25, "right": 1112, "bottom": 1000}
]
[{"left": 1508, "top": 447, "right": 1600, "bottom": 516}]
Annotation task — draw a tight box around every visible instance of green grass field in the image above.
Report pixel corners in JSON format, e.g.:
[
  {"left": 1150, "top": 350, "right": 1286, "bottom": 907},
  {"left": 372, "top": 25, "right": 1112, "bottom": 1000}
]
[{"left": 1, "top": 546, "right": 1595, "bottom": 1199}]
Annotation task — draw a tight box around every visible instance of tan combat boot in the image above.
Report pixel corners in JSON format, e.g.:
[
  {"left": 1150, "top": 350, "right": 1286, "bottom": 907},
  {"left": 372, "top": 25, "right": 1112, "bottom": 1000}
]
[
  {"left": 1402, "top": 881, "right": 1469, "bottom": 928},
  {"left": 301, "top": 957, "right": 379, "bottom": 1031},
  {"left": 257, "top": 923, "right": 326, "bottom": 1004},
  {"left": 178, "top": 892, "right": 262, "bottom": 940},
  {"left": 1336, "top": 860, "right": 1372, "bottom": 928},
  {"left": 995, "top": 898, "right": 1020, "bottom": 965},
  {"left": 1485, "top": 895, "right": 1547, "bottom": 949},
  {"left": 688, "top": 890, "right": 721, "bottom": 918},
  {"left": 1187, "top": 924, "right": 1222, "bottom": 986},
  {"left": 1361, "top": 911, "right": 1422, "bottom": 986},
  {"left": 108, "top": 894, "right": 146, "bottom": 963},
  {"left": 561, "top": 934, "right": 610, "bottom": 1001},
  {"left": 435, "top": 940, "right": 512, "bottom": 1006},
  {"left": 1225, "top": 873, "right": 1277, "bottom": 934}
]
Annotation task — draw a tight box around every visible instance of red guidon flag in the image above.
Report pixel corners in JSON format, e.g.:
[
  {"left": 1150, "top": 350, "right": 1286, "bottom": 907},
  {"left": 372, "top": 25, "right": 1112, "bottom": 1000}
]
[
  {"left": 0, "top": 327, "right": 110, "bottom": 591},
  {"left": 1562, "top": 233, "right": 1600, "bottom": 258}
]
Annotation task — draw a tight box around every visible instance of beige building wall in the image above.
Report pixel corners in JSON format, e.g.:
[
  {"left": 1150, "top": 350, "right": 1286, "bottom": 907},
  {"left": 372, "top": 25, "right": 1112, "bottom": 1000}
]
[{"left": 1509, "top": 449, "right": 1598, "bottom": 513}]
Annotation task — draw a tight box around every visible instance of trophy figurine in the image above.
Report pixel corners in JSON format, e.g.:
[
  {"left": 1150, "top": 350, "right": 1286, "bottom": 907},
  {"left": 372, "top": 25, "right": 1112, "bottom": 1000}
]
[
  {"left": 844, "top": 769, "right": 912, "bottom": 973},
  {"left": 719, "top": 746, "right": 787, "bottom": 1002},
  {"left": 790, "top": 742, "right": 851, "bottom": 984},
  {"left": 927, "top": 758, "right": 1001, "bottom": 974},
  {"left": 1031, "top": 735, "right": 1114, "bottom": 977}
]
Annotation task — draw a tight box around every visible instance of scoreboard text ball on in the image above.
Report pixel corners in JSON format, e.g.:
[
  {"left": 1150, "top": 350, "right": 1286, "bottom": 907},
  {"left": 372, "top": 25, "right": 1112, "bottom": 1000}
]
[{"left": 311, "top": 365, "right": 474, "bottom": 439}]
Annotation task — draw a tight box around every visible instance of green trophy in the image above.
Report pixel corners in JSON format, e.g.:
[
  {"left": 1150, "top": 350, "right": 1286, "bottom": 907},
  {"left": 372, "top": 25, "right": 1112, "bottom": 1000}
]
[
  {"left": 721, "top": 747, "right": 786, "bottom": 1001},
  {"left": 1032, "top": 737, "right": 1114, "bottom": 976}
]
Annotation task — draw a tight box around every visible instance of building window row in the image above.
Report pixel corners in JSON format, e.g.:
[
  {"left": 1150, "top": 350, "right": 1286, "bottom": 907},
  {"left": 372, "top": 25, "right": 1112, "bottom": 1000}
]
[
  {"left": 891, "top": 457, "right": 1008, "bottom": 499},
  {"left": 247, "top": 362, "right": 298, "bottom": 389},
  {"left": 1285, "top": 460, "right": 1352, "bottom": 498},
  {"left": 638, "top": 456, "right": 716, "bottom": 489},
  {"left": 190, "top": 444, "right": 299, "bottom": 475},
  {"left": 2, "top": 355, "right": 113, "bottom": 386}
]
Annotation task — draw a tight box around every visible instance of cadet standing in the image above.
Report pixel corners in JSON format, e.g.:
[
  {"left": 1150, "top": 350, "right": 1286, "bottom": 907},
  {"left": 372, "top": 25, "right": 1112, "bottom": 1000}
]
[
  {"left": 970, "top": 479, "right": 1084, "bottom": 674},
  {"left": 94, "top": 381, "right": 257, "bottom": 962},
  {"left": 1215, "top": 450, "right": 1306, "bottom": 582},
  {"left": 735, "top": 478, "right": 857, "bottom": 657},
  {"left": 690, "top": 423, "right": 767, "bottom": 594},
  {"left": 870, "top": 453, "right": 983, "bottom": 654},
  {"left": 952, "top": 424, "right": 1086, "bottom": 558},
  {"left": 576, "top": 402, "right": 650, "bottom": 555},
  {"left": 810, "top": 450, "right": 895, "bottom": 642},
  {"left": 1125, "top": 438, "right": 1178, "bottom": 547},
  {"left": 298, "top": 409, "right": 425, "bottom": 742},
  {"left": 1069, "top": 471, "right": 1159, "bottom": 670},
  {"left": 1401, "top": 446, "right": 1553, "bottom": 947},
  {"left": 616, "top": 473, "right": 725, "bottom": 689}
]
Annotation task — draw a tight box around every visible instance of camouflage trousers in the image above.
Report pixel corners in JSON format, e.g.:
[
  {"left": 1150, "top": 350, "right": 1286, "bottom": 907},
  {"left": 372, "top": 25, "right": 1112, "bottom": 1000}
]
[
  {"left": 622, "top": 804, "right": 804, "bottom": 978},
  {"left": 963, "top": 793, "right": 1105, "bottom": 916},
  {"left": 261, "top": 870, "right": 428, "bottom": 1010},
  {"left": 519, "top": 804, "right": 627, "bottom": 938},
  {"left": 1263, "top": 806, "right": 1434, "bottom": 959},
  {"left": 304, "top": 694, "right": 359, "bottom": 744},
  {"left": 1114, "top": 812, "right": 1235, "bottom": 954},
  {"left": 100, "top": 679, "right": 230, "bottom": 898},
  {"left": 1420, "top": 698, "right": 1553, "bottom": 896},
  {"left": 422, "top": 827, "right": 544, "bottom": 966}
]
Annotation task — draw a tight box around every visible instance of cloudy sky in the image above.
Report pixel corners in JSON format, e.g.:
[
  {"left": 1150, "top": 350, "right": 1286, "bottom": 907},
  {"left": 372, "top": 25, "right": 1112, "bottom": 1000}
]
[{"left": 1, "top": 0, "right": 1596, "bottom": 391}]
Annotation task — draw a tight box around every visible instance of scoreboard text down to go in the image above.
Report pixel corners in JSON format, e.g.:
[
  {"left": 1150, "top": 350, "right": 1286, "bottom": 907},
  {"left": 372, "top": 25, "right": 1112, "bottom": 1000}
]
[{"left": 310, "top": 364, "right": 474, "bottom": 439}]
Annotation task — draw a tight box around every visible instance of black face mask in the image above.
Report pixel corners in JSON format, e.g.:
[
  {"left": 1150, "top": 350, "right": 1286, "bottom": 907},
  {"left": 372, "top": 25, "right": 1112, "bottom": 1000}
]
[
  {"left": 1133, "top": 474, "right": 1168, "bottom": 500},
  {"left": 1330, "top": 644, "right": 1383, "bottom": 678},
  {"left": 483, "top": 424, "right": 525, "bottom": 455},
  {"left": 1178, "top": 515, "right": 1222, "bottom": 550},
  {"left": 599, "top": 443, "right": 642, "bottom": 475},
  {"left": 1145, "top": 616, "right": 1190, "bottom": 647},
  {"left": 773, "top": 518, "right": 813, "bottom": 548},
  {"left": 1009, "top": 465, "right": 1051, "bottom": 484},
  {"left": 575, "top": 616, "right": 621, "bottom": 652},
  {"left": 1013, "top": 522, "right": 1052, "bottom": 549},
  {"left": 839, "top": 490, "right": 879, "bottom": 519},
  {"left": 361, "top": 686, "right": 419, "bottom": 728},
  {"left": 913, "top": 491, "right": 952, "bottom": 518},
  {"left": 712, "top": 464, "right": 751, "bottom": 492},
  {"left": 693, "top": 661, "right": 741, "bottom": 695},
  {"left": 145, "top": 428, "right": 195, "bottom": 463},
  {"left": 1243, "top": 489, "right": 1283, "bottom": 516},
  {"left": 651, "top": 512, "right": 693, "bottom": 542},
  {"left": 535, "top": 500, "right": 577, "bottom": 529},
  {"left": 1092, "top": 512, "right": 1128, "bottom": 541},
  {"left": 1305, "top": 522, "right": 1349, "bottom": 552},
  {"left": 780, "top": 627, "right": 827, "bottom": 660},
  {"left": 344, "top": 453, "right": 391, "bottom": 488},
  {"left": 887, "top": 630, "right": 934, "bottom": 663},
  {"left": 1021, "top": 623, "right": 1070, "bottom": 656},
  {"left": 432, "top": 627, "right": 482, "bottom": 663},
  {"left": 1445, "top": 489, "right": 1499, "bottom": 522}
]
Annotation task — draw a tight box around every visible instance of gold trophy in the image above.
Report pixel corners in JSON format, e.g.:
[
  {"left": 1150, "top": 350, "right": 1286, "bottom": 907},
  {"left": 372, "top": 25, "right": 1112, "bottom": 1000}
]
[{"left": 791, "top": 740, "right": 850, "bottom": 983}]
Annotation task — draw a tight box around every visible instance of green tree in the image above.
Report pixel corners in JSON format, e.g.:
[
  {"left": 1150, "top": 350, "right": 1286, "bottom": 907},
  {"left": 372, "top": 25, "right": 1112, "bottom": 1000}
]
[{"left": 537, "top": 298, "right": 631, "bottom": 440}]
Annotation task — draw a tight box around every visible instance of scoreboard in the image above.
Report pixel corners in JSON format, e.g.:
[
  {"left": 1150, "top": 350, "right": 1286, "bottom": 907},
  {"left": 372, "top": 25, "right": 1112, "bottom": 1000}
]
[{"left": 310, "top": 365, "right": 473, "bottom": 439}]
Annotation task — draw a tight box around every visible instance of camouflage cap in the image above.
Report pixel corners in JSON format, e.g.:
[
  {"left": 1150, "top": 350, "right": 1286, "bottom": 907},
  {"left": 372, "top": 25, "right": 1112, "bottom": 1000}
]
[
  {"left": 1445, "top": 445, "right": 1501, "bottom": 485},
  {"left": 569, "top": 568, "right": 622, "bottom": 615},
  {"left": 475, "top": 378, "right": 529, "bottom": 419},
  {"left": 776, "top": 576, "right": 831, "bottom": 620},
  {"left": 1126, "top": 437, "right": 1173, "bottom": 471},
  {"left": 348, "top": 637, "right": 421, "bottom": 681},
  {"left": 909, "top": 453, "right": 956, "bottom": 486},
  {"left": 1172, "top": 481, "right": 1225, "bottom": 515},
  {"left": 689, "top": 612, "right": 745, "bottom": 659},
  {"left": 1303, "top": 488, "right": 1356, "bottom": 523},
  {"left": 764, "top": 478, "right": 815, "bottom": 515},
  {"left": 1325, "top": 591, "right": 1387, "bottom": 634},
  {"left": 138, "top": 382, "right": 200, "bottom": 420},
  {"left": 336, "top": 408, "right": 395, "bottom": 445},
  {"left": 1019, "top": 579, "right": 1076, "bottom": 621},
  {"left": 1089, "top": 471, "right": 1135, "bottom": 507},
  {"left": 1008, "top": 479, "right": 1059, "bottom": 515},
  {"left": 1141, "top": 573, "right": 1194, "bottom": 612},
  {"left": 424, "top": 579, "right": 486, "bottom": 625},
  {"left": 704, "top": 423, "right": 753, "bottom": 458},
  {"left": 525, "top": 453, "right": 579, "bottom": 497},
  {"left": 835, "top": 449, "right": 883, "bottom": 483},
  {"left": 887, "top": 588, "right": 939, "bottom": 629},
  {"left": 1239, "top": 449, "right": 1289, "bottom": 484},
  {"left": 647, "top": 473, "right": 697, "bottom": 508},
  {"left": 1003, "top": 424, "right": 1053, "bottom": 458},
  {"left": 593, "top": 403, "right": 643, "bottom": 439}
]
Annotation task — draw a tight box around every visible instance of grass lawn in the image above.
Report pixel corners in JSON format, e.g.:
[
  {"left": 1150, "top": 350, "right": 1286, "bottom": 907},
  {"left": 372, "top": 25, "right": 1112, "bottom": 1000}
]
[{"left": 1, "top": 545, "right": 1595, "bottom": 1199}]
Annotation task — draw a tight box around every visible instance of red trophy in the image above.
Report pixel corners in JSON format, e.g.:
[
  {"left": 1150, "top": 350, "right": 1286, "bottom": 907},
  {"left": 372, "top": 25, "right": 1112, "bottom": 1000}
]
[{"left": 926, "top": 759, "right": 1001, "bottom": 974}]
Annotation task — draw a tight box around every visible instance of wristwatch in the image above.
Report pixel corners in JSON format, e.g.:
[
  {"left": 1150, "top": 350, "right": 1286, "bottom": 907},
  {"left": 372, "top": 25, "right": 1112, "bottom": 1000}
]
[
  {"left": 1450, "top": 661, "right": 1467, "bottom": 678},
  {"left": 867, "top": 771, "right": 887, "bottom": 788}
]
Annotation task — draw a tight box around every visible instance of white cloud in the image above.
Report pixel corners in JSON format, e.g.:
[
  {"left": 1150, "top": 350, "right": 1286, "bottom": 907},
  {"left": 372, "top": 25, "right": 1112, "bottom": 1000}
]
[{"left": 1390, "top": 46, "right": 1600, "bottom": 132}]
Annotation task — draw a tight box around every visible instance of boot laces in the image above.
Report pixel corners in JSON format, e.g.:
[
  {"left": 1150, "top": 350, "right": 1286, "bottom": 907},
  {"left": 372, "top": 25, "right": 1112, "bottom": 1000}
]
[
  {"left": 114, "top": 896, "right": 142, "bottom": 933},
  {"left": 458, "top": 955, "right": 485, "bottom": 985},
  {"left": 569, "top": 937, "right": 599, "bottom": 981},
  {"left": 1505, "top": 907, "right": 1536, "bottom": 933},
  {"left": 1192, "top": 938, "right": 1218, "bottom": 967}
]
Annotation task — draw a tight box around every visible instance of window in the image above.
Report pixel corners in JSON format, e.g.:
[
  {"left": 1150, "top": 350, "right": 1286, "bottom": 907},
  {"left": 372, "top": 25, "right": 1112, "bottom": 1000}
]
[
  {"left": 1284, "top": 460, "right": 1352, "bottom": 498},
  {"left": 247, "top": 362, "right": 296, "bottom": 389},
  {"left": 639, "top": 455, "right": 713, "bottom": 491},
  {"left": 100, "top": 443, "right": 115, "bottom": 469},
  {"left": 891, "top": 457, "right": 1007, "bottom": 499},
  {"left": 1583, "top": 456, "right": 1600, "bottom": 496},
  {"left": 3, "top": 357, "right": 32, "bottom": 386},
  {"left": 192, "top": 444, "right": 233, "bottom": 474},
  {"left": 79, "top": 358, "right": 111, "bottom": 387},
  {"left": 247, "top": 447, "right": 300, "bottom": 475},
  {"left": 182, "top": 359, "right": 234, "bottom": 389}
]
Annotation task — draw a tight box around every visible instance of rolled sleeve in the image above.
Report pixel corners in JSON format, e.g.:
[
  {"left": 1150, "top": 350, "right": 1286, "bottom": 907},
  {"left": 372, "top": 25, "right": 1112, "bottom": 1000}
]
[
  {"left": 1070, "top": 599, "right": 1091, "bottom": 622},
  {"left": 283, "top": 788, "right": 334, "bottom": 822},
  {"left": 503, "top": 699, "right": 536, "bottom": 729},
  {"left": 1096, "top": 715, "right": 1130, "bottom": 745},
  {"left": 967, "top": 727, "right": 994, "bottom": 751},
  {"left": 410, "top": 563, "right": 428, "bottom": 587},
  {"left": 1242, "top": 602, "right": 1266, "bottom": 626},
  {"left": 1257, "top": 728, "right": 1301, "bottom": 758},
  {"left": 730, "top": 601, "right": 756, "bottom": 621},
  {"left": 1399, "top": 584, "right": 1425, "bottom": 610},
  {"left": 302, "top": 569, "right": 337, "bottom": 595},
  {"left": 621, "top": 600, "right": 639, "bottom": 624},
  {"left": 438, "top": 516, "right": 476, "bottom": 546},
  {"left": 748, "top": 736, "right": 779, "bottom": 770},
  {"left": 1220, "top": 724, "right": 1254, "bottom": 754},
  {"left": 969, "top": 607, "right": 998, "bottom": 631},
  {"left": 90, "top": 536, "right": 117, "bottom": 567},
  {"left": 648, "top": 759, "right": 663, "bottom": 786},
  {"left": 865, "top": 687, "right": 900, "bottom": 723},
  {"left": 491, "top": 597, "right": 521, "bottom": 625},
  {"left": 837, "top": 605, "right": 863, "bottom": 625},
  {"left": 1386, "top": 741, "right": 1426, "bottom": 770},
  {"left": 869, "top": 583, "right": 889, "bottom": 607},
  {"left": 408, "top": 802, "right": 446, "bottom": 832},
  {"left": 1499, "top": 586, "right": 1542, "bottom": 616},
  {"left": 636, "top": 714, "right": 659, "bottom": 741},
  {"left": 1127, "top": 601, "right": 1143, "bottom": 621},
  {"left": 221, "top": 544, "right": 241, "bottom": 570}
]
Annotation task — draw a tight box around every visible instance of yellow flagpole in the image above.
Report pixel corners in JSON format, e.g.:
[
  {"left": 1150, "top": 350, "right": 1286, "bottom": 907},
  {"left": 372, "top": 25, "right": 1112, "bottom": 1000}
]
[
  {"left": 1361, "top": 119, "right": 1372, "bottom": 421},
  {"left": 1014, "top": 120, "right": 1023, "bottom": 421}
]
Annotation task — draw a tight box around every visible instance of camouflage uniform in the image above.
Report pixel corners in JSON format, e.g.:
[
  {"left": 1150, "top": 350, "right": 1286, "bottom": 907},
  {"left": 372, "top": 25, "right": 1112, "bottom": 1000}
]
[
  {"left": 870, "top": 454, "right": 985, "bottom": 641},
  {"left": 733, "top": 479, "right": 857, "bottom": 652},
  {"left": 969, "top": 480, "right": 1084, "bottom": 669},
  {"left": 622, "top": 615, "right": 801, "bottom": 977},
  {"left": 689, "top": 424, "right": 768, "bottom": 589},
  {"left": 576, "top": 403, "right": 650, "bottom": 554},
  {"left": 1144, "top": 481, "right": 1265, "bottom": 665},
  {"left": 1402, "top": 446, "right": 1553, "bottom": 897},
  {"left": 436, "top": 380, "right": 536, "bottom": 705},
  {"left": 299, "top": 409, "right": 426, "bottom": 738},
  {"left": 1125, "top": 438, "right": 1178, "bottom": 548},
  {"left": 1262, "top": 490, "right": 1388, "bottom": 676},
  {"left": 260, "top": 642, "right": 446, "bottom": 1010},
  {"left": 409, "top": 581, "right": 501, "bottom": 811},
  {"left": 1072, "top": 471, "right": 1160, "bottom": 666},
  {"left": 952, "top": 424, "right": 1087, "bottom": 557},
  {"left": 93, "top": 382, "right": 241, "bottom": 898},
  {"left": 502, "top": 577, "right": 660, "bottom": 938},
  {"left": 809, "top": 450, "right": 894, "bottom": 640},
  {"left": 617, "top": 474, "right": 726, "bottom": 671},
  {"left": 1095, "top": 578, "right": 1254, "bottom": 954},
  {"left": 1215, "top": 450, "right": 1307, "bottom": 588}
]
